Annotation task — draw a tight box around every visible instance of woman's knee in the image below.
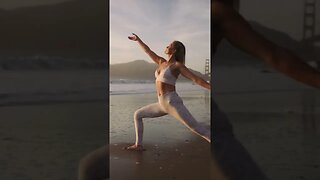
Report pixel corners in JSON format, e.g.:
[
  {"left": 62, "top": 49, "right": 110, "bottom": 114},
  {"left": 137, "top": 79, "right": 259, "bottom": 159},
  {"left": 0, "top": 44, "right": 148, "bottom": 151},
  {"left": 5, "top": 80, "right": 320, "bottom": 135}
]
[{"left": 134, "top": 109, "right": 144, "bottom": 121}]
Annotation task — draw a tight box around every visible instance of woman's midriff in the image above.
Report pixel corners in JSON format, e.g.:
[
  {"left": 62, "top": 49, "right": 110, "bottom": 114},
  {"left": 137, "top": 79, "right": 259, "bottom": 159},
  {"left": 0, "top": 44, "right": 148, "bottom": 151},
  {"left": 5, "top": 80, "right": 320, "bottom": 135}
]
[{"left": 156, "top": 81, "right": 176, "bottom": 96}]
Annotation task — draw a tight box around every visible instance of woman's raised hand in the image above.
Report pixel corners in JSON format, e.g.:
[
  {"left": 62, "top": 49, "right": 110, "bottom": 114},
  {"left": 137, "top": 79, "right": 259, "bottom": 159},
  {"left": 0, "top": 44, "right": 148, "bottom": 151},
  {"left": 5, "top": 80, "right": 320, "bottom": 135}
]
[{"left": 128, "top": 33, "right": 140, "bottom": 41}]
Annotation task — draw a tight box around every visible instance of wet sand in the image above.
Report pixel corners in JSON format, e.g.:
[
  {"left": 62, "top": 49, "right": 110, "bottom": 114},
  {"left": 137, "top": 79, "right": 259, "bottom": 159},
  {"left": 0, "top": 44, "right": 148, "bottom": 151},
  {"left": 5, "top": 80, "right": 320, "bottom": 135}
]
[
  {"left": 0, "top": 102, "right": 106, "bottom": 179},
  {"left": 214, "top": 89, "right": 320, "bottom": 180},
  {"left": 0, "top": 69, "right": 319, "bottom": 179},
  {"left": 110, "top": 91, "right": 211, "bottom": 180},
  {"left": 110, "top": 141, "right": 210, "bottom": 180},
  {"left": 110, "top": 88, "right": 320, "bottom": 180}
]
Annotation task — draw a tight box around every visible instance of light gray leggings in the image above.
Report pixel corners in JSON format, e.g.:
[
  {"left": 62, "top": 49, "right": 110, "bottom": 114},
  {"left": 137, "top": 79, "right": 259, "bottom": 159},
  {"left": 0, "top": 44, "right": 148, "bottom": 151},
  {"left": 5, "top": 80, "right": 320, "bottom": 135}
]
[{"left": 133, "top": 91, "right": 211, "bottom": 145}]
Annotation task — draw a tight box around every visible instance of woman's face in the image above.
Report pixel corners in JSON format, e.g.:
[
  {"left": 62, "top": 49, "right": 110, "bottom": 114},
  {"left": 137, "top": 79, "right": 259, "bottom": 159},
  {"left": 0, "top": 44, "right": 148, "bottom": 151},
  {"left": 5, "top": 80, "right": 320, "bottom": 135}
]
[{"left": 165, "top": 42, "right": 176, "bottom": 55}]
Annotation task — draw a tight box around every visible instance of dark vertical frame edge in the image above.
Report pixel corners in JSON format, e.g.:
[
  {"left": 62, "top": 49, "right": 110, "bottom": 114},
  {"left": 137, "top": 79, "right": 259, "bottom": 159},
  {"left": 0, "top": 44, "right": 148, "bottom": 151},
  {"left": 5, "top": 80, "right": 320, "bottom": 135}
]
[{"left": 106, "top": 0, "right": 110, "bottom": 178}]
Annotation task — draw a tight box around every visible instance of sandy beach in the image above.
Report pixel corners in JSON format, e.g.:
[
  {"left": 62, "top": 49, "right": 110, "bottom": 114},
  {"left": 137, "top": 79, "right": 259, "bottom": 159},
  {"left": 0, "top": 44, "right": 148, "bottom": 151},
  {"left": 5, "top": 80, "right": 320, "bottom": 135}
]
[
  {"left": 213, "top": 89, "right": 320, "bottom": 180},
  {"left": 110, "top": 91, "right": 211, "bottom": 180},
  {"left": 109, "top": 66, "right": 320, "bottom": 180},
  {"left": 0, "top": 68, "right": 319, "bottom": 179},
  {"left": 0, "top": 70, "right": 108, "bottom": 179},
  {"left": 0, "top": 102, "right": 106, "bottom": 179}
]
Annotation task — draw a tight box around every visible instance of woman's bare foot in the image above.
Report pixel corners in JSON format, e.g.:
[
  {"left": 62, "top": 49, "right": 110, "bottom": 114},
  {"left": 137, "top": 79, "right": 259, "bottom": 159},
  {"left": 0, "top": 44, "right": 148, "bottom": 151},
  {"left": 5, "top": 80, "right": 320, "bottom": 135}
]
[{"left": 124, "top": 144, "right": 146, "bottom": 151}]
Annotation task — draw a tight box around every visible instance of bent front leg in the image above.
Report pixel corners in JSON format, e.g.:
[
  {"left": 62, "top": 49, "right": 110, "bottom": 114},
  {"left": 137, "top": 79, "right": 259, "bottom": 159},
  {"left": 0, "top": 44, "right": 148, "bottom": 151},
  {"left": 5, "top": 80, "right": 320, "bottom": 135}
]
[{"left": 134, "top": 103, "right": 167, "bottom": 145}]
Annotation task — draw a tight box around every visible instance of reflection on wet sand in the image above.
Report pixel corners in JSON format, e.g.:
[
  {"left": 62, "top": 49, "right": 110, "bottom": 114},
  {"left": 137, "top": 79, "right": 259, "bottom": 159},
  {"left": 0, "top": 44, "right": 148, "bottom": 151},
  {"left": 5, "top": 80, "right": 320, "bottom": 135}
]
[{"left": 110, "top": 139, "right": 210, "bottom": 180}]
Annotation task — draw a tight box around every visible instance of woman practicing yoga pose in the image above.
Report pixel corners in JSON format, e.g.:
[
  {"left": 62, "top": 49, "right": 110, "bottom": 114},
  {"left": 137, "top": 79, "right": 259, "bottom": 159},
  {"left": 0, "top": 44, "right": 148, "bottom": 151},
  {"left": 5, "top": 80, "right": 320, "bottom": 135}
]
[
  {"left": 125, "top": 33, "right": 211, "bottom": 151},
  {"left": 212, "top": 0, "right": 320, "bottom": 179},
  {"left": 78, "top": 1, "right": 320, "bottom": 179}
]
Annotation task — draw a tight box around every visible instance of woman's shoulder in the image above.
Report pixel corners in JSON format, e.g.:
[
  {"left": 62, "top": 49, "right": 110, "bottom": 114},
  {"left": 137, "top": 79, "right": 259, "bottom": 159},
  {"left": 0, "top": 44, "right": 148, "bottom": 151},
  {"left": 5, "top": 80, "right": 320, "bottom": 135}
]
[
  {"left": 172, "top": 62, "right": 187, "bottom": 74},
  {"left": 174, "top": 61, "right": 186, "bottom": 68}
]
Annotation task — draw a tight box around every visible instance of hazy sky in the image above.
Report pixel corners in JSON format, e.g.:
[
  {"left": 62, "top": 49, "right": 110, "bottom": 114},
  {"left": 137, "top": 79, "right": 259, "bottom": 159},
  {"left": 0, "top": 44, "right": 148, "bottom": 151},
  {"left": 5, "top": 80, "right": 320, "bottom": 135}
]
[{"left": 110, "top": 0, "right": 210, "bottom": 72}]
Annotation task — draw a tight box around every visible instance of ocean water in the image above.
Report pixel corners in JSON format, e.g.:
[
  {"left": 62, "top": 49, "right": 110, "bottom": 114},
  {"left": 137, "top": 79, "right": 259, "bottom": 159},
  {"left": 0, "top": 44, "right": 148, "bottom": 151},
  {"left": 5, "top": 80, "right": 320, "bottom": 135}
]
[
  {"left": 0, "top": 70, "right": 107, "bottom": 106},
  {"left": 110, "top": 81, "right": 206, "bottom": 95},
  {"left": 0, "top": 66, "right": 315, "bottom": 105}
]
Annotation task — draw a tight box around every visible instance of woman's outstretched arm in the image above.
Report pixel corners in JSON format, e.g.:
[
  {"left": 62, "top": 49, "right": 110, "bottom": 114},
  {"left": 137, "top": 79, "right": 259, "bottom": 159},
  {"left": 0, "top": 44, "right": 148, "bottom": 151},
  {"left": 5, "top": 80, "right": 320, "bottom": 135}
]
[
  {"left": 213, "top": 2, "right": 320, "bottom": 88},
  {"left": 128, "top": 33, "right": 165, "bottom": 65},
  {"left": 177, "top": 63, "right": 211, "bottom": 90}
]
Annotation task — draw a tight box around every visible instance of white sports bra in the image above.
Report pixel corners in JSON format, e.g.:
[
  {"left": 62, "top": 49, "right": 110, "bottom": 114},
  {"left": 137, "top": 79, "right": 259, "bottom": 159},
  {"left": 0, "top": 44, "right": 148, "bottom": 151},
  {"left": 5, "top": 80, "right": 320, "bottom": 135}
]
[{"left": 155, "top": 63, "right": 177, "bottom": 86}]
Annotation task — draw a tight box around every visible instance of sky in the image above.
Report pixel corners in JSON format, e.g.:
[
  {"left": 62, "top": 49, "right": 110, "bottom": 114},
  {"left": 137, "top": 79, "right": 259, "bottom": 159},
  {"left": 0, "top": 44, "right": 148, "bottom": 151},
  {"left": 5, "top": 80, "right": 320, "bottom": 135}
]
[{"left": 110, "top": 0, "right": 211, "bottom": 73}]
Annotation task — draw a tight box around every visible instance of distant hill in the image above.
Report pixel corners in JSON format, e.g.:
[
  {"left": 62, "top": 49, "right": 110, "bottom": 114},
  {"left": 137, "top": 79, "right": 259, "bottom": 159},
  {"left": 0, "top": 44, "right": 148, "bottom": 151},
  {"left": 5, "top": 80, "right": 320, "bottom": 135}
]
[
  {"left": 110, "top": 60, "right": 208, "bottom": 81},
  {"left": 0, "top": 0, "right": 107, "bottom": 58}
]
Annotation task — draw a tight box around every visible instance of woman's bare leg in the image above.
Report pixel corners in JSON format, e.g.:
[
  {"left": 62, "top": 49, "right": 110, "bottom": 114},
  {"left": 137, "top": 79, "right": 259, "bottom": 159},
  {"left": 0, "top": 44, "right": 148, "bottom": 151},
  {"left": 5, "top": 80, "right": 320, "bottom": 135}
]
[
  {"left": 161, "top": 92, "right": 211, "bottom": 142},
  {"left": 126, "top": 102, "right": 167, "bottom": 150}
]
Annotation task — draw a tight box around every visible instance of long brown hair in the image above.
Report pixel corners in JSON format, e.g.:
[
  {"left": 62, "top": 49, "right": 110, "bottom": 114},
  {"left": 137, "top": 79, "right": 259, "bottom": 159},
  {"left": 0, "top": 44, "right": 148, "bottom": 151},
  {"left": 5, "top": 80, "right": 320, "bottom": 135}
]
[{"left": 173, "top": 41, "right": 186, "bottom": 64}]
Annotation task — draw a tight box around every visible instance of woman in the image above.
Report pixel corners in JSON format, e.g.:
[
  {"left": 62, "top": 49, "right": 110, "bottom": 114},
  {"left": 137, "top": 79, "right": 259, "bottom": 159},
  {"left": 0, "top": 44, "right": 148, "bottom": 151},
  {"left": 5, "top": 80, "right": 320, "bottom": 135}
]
[
  {"left": 125, "top": 33, "right": 211, "bottom": 151},
  {"left": 212, "top": 0, "right": 320, "bottom": 179}
]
